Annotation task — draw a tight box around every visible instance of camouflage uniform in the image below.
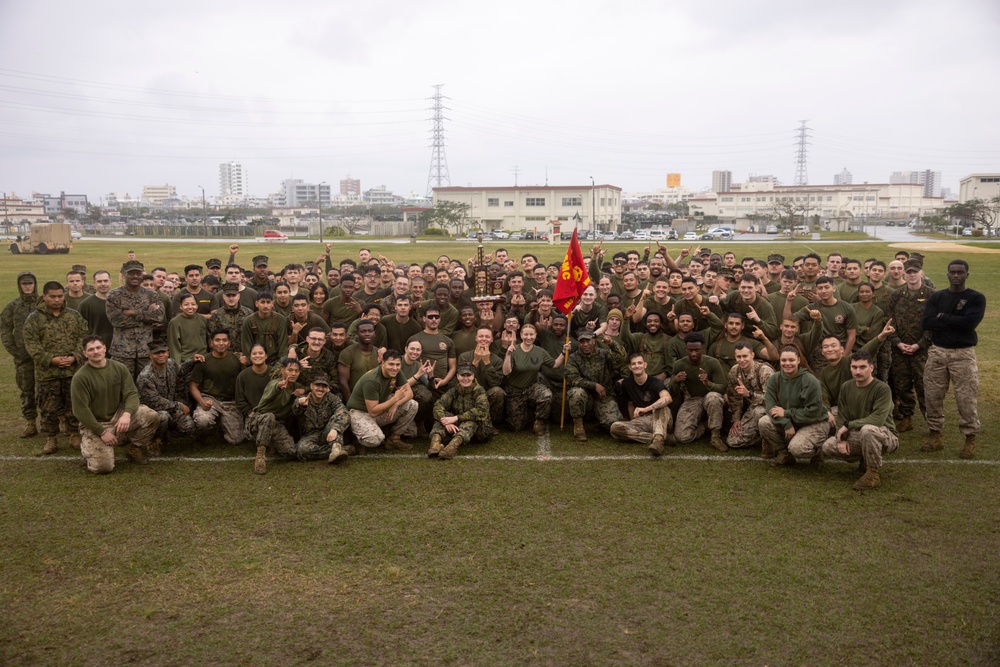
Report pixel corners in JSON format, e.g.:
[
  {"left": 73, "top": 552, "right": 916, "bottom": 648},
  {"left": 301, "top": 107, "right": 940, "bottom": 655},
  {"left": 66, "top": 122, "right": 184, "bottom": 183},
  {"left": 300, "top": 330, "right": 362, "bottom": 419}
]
[
  {"left": 457, "top": 350, "right": 506, "bottom": 426},
  {"left": 610, "top": 410, "right": 673, "bottom": 445},
  {"left": 505, "top": 383, "right": 552, "bottom": 432},
  {"left": 193, "top": 401, "right": 245, "bottom": 445},
  {"left": 0, "top": 272, "right": 39, "bottom": 422},
  {"left": 292, "top": 393, "right": 350, "bottom": 460},
  {"left": 289, "top": 343, "right": 340, "bottom": 392},
  {"left": 887, "top": 285, "right": 934, "bottom": 419},
  {"left": 136, "top": 358, "right": 196, "bottom": 438},
  {"left": 349, "top": 399, "right": 419, "bottom": 448},
  {"left": 245, "top": 412, "right": 296, "bottom": 457},
  {"left": 726, "top": 360, "right": 775, "bottom": 448},
  {"left": 430, "top": 381, "right": 494, "bottom": 445},
  {"left": 669, "top": 357, "right": 728, "bottom": 444},
  {"left": 208, "top": 305, "right": 253, "bottom": 355},
  {"left": 106, "top": 285, "right": 165, "bottom": 378},
  {"left": 565, "top": 339, "right": 626, "bottom": 430},
  {"left": 22, "top": 303, "right": 88, "bottom": 437}
]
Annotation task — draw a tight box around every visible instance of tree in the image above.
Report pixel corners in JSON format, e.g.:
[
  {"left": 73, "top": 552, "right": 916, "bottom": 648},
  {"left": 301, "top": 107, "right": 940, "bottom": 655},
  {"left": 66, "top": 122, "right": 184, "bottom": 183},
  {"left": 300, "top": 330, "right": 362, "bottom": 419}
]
[
  {"left": 944, "top": 197, "right": 1000, "bottom": 236},
  {"left": 769, "top": 200, "right": 807, "bottom": 231},
  {"left": 423, "top": 201, "right": 471, "bottom": 236},
  {"left": 666, "top": 201, "right": 689, "bottom": 217}
]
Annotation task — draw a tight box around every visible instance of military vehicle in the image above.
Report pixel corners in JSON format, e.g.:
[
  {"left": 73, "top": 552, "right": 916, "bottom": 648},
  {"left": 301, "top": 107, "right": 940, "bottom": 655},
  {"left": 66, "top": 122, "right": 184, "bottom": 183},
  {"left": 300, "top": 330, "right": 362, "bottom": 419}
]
[{"left": 8, "top": 223, "right": 73, "bottom": 254}]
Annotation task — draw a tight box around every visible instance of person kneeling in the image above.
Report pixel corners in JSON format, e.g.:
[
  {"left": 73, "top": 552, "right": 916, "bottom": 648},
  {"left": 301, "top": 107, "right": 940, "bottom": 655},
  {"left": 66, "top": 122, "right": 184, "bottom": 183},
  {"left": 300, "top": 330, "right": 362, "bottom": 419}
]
[
  {"left": 293, "top": 373, "right": 351, "bottom": 465},
  {"left": 760, "top": 346, "right": 829, "bottom": 467},
  {"left": 71, "top": 335, "right": 160, "bottom": 474},
  {"left": 245, "top": 357, "right": 305, "bottom": 474},
  {"left": 610, "top": 353, "right": 674, "bottom": 457},
  {"left": 821, "top": 351, "right": 899, "bottom": 490},
  {"left": 428, "top": 363, "right": 493, "bottom": 460}
]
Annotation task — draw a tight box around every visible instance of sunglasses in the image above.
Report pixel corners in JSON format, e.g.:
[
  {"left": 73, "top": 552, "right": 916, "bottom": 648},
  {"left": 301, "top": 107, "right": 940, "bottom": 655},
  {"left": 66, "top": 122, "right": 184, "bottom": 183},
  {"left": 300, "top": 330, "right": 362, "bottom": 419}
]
[{"left": 425, "top": 314, "right": 441, "bottom": 319}]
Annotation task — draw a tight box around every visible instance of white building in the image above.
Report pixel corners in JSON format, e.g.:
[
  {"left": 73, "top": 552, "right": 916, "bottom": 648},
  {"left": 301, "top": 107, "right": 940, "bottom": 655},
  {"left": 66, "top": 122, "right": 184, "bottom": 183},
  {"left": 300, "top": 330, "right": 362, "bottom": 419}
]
[
  {"left": 891, "top": 170, "right": 942, "bottom": 198},
  {"left": 142, "top": 185, "right": 177, "bottom": 205},
  {"left": 433, "top": 184, "right": 622, "bottom": 234},
  {"left": 711, "top": 170, "right": 732, "bottom": 194},
  {"left": 279, "top": 179, "right": 331, "bottom": 207},
  {"left": 37, "top": 192, "right": 89, "bottom": 215},
  {"left": 834, "top": 168, "right": 853, "bottom": 185},
  {"left": 624, "top": 186, "right": 699, "bottom": 206},
  {"left": 363, "top": 185, "right": 405, "bottom": 206},
  {"left": 958, "top": 173, "right": 1000, "bottom": 203},
  {"left": 219, "top": 162, "right": 246, "bottom": 203},
  {"left": 1, "top": 195, "right": 48, "bottom": 230}
]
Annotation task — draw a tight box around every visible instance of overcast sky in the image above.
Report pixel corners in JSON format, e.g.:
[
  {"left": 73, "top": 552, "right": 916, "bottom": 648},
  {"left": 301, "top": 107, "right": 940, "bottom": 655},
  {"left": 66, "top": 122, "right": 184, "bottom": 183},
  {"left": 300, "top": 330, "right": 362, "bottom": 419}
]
[{"left": 1, "top": 0, "right": 999, "bottom": 203}]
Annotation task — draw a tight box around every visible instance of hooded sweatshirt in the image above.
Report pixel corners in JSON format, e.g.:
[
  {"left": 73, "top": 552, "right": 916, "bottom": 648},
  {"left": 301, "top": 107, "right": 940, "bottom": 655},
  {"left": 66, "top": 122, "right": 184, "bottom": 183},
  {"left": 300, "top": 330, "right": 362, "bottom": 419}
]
[
  {"left": 0, "top": 271, "right": 39, "bottom": 363},
  {"left": 763, "top": 366, "right": 826, "bottom": 430}
]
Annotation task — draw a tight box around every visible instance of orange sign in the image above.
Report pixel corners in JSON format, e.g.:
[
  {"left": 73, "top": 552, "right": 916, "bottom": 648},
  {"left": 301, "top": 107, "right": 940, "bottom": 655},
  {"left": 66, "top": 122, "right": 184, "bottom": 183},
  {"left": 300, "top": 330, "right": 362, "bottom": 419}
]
[{"left": 666, "top": 173, "right": 681, "bottom": 187}]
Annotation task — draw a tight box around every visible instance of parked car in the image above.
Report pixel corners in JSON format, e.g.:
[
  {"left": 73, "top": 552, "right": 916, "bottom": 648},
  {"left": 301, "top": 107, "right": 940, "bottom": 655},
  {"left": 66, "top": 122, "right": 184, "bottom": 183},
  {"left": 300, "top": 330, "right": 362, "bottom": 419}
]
[
  {"left": 492, "top": 230, "right": 510, "bottom": 239},
  {"left": 683, "top": 231, "right": 698, "bottom": 241},
  {"left": 619, "top": 230, "right": 634, "bottom": 240},
  {"left": 700, "top": 232, "right": 714, "bottom": 240},
  {"left": 962, "top": 227, "right": 973, "bottom": 236},
  {"left": 718, "top": 231, "right": 734, "bottom": 240},
  {"left": 510, "top": 232, "right": 525, "bottom": 240},
  {"left": 765, "top": 225, "right": 779, "bottom": 234},
  {"left": 263, "top": 229, "right": 288, "bottom": 241},
  {"left": 601, "top": 232, "right": 617, "bottom": 241},
  {"left": 70, "top": 230, "right": 82, "bottom": 240},
  {"left": 634, "top": 230, "right": 650, "bottom": 240}
]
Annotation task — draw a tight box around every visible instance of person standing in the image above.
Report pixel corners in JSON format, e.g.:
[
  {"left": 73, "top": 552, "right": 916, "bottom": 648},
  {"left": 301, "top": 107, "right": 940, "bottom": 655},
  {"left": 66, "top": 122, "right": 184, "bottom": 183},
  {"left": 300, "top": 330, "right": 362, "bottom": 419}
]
[
  {"left": 1, "top": 272, "right": 40, "bottom": 437},
  {"left": 565, "top": 331, "right": 626, "bottom": 441},
  {"left": 106, "top": 260, "right": 165, "bottom": 379},
  {"left": 886, "top": 259, "right": 935, "bottom": 432},
  {"left": 821, "top": 351, "right": 898, "bottom": 490},
  {"left": 71, "top": 335, "right": 160, "bottom": 474},
  {"left": 22, "top": 281, "right": 89, "bottom": 455},
  {"left": 921, "top": 260, "right": 986, "bottom": 458},
  {"left": 78, "top": 270, "right": 114, "bottom": 348}
]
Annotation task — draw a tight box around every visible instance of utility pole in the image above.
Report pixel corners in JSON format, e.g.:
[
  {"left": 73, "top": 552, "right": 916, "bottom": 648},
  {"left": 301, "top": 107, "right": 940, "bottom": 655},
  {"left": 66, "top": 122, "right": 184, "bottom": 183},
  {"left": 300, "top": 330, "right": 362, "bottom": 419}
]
[
  {"left": 590, "top": 176, "right": 596, "bottom": 236},
  {"left": 425, "top": 84, "right": 451, "bottom": 197},
  {"left": 199, "top": 186, "right": 207, "bottom": 238},
  {"left": 512, "top": 166, "right": 520, "bottom": 186},
  {"left": 318, "top": 181, "right": 326, "bottom": 244}
]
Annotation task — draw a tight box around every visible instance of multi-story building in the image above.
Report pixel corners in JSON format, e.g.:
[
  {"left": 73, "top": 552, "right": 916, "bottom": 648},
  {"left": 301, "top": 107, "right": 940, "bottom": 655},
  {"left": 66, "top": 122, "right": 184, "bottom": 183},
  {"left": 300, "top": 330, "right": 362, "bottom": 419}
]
[
  {"left": 433, "top": 184, "right": 622, "bottom": 234},
  {"left": 711, "top": 170, "right": 732, "bottom": 194},
  {"left": 958, "top": 173, "right": 1000, "bottom": 203},
  {"left": 891, "top": 170, "right": 942, "bottom": 198},
  {"left": 688, "top": 182, "right": 944, "bottom": 230},
  {"left": 1, "top": 195, "right": 48, "bottom": 231},
  {"left": 142, "top": 185, "right": 177, "bottom": 205},
  {"left": 219, "top": 162, "right": 246, "bottom": 202},
  {"left": 363, "top": 185, "right": 405, "bottom": 206},
  {"left": 280, "top": 179, "right": 331, "bottom": 207},
  {"left": 834, "top": 168, "right": 853, "bottom": 185},
  {"left": 340, "top": 177, "right": 361, "bottom": 197},
  {"left": 37, "top": 192, "right": 89, "bottom": 216}
]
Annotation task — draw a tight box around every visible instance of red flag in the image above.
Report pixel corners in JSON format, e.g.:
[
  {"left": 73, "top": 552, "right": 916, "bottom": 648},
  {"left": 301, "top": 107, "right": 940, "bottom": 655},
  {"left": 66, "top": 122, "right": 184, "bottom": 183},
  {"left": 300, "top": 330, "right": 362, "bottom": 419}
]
[{"left": 553, "top": 229, "right": 591, "bottom": 314}]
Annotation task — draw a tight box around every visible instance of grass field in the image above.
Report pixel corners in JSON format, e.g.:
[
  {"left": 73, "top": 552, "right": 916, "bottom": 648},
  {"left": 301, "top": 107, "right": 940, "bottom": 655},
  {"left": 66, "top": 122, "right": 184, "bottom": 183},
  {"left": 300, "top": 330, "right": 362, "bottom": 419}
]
[{"left": 1, "top": 239, "right": 998, "bottom": 666}]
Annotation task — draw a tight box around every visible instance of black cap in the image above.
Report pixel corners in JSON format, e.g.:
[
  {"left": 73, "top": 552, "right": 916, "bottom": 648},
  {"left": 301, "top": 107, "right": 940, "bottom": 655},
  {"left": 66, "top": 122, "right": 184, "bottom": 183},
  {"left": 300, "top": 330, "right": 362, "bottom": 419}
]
[{"left": 206, "top": 258, "right": 222, "bottom": 269}]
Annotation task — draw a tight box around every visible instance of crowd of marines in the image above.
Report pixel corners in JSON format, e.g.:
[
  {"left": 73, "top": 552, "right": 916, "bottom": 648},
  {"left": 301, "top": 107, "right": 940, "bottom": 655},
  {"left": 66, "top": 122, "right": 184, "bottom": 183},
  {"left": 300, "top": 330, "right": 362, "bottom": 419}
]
[{"left": 0, "top": 240, "right": 984, "bottom": 490}]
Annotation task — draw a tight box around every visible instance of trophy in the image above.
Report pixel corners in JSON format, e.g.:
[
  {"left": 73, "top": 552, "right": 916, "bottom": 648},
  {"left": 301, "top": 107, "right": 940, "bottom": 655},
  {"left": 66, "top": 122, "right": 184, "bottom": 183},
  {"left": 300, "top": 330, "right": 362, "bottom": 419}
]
[{"left": 471, "top": 233, "right": 506, "bottom": 304}]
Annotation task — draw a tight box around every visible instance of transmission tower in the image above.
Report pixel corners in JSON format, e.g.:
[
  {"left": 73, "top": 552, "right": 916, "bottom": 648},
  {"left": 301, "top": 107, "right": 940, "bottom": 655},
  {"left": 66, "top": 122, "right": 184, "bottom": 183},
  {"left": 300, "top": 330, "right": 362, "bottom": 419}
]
[
  {"left": 426, "top": 84, "right": 451, "bottom": 196},
  {"left": 793, "top": 120, "right": 811, "bottom": 186}
]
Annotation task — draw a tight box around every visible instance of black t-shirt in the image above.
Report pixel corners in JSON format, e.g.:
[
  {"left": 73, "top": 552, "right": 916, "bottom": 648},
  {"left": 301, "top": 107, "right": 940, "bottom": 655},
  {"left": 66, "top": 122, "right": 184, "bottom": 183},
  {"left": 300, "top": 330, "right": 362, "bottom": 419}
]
[{"left": 622, "top": 374, "right": 667, "bottom": 409}]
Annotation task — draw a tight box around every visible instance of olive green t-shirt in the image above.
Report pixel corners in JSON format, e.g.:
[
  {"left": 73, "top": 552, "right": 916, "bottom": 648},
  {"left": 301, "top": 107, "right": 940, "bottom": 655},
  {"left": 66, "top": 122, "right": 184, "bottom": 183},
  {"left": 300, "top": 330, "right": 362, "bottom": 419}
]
[{"left": 189, "top": 352, "right": 242, "bottom": 401}]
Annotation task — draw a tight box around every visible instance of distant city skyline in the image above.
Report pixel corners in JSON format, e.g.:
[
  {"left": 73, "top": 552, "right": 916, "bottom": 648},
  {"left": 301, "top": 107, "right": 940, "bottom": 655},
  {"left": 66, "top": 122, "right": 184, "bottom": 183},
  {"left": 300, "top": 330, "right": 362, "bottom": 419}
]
[{"left": 1, "top": 0, "right": 997, "bottom": 202}]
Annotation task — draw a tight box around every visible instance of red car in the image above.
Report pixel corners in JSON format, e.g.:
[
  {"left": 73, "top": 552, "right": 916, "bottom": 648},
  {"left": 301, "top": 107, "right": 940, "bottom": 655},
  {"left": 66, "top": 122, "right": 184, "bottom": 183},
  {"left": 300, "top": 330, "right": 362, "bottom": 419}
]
[{"left": 263, "top": 229, "right": 288, "bottom": 242}]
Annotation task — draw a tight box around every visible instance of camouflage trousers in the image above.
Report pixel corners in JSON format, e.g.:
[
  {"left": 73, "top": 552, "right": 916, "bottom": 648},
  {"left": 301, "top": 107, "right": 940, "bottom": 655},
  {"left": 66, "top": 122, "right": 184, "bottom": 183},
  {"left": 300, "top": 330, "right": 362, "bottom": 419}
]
[
  {"left": 192, "top": 398, "right": 244, "bottom": 445},
  {"left": 566, "top": 387, "right": 623, "bottom": 430},
  {"left": 822, "top": 425, "right": 898, "bottom": 470},
  {"left": 505, "top": 383, "right": 552, "bottom": 432},
  {"left": 349, "top": 399, "right": 418, "bottom": 448},
  {"left": 485, "top": 386, "right": 505, "bottom": 427},
  {"left": 430, "top": 419, "right": 493, "bottom": 445},
  {"left": 610, "top": 408, "right": 673, "bottom": 445},
  {"left": 727, "top": 405, "right": 768, "bottom": 449},
  {"left": 924, "top": 345, "right": 980, "bottom": 435},
  {"left": 245, "top": 413, "right": 296, "bottom": 457},
  {"left": 674, "top": 392, "right": 725, "bottom": 444},
  {"left": 154, "top": 407, "right": 195, "bottom": 440},
  {"left": 759, "top": 416, "right": 830, "bottom": 459},
  {"left": 15, "top": 359, "right": 36, "bottom": 420},
  {"left": 80, "top": 405, "right": 159, "bottom": 474},
  {"left": 891, "top": 349, "right": 927, "bottom": 419},
  {"left": 112, "top": 355, "right": 150, "bottom": 381},
  {"left": 295, "top": 427, "right": 346, "bottom": 461},
  {"left": 875, "top": 343, "right": 891, "bottom": 382},
  {"left": 37, "top": 377, "right": 79, "bottom": 436}
]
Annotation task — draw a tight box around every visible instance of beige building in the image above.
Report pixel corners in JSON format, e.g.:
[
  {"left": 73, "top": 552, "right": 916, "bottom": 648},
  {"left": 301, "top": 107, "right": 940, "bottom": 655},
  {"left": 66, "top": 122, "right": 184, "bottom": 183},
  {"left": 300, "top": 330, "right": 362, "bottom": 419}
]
[
  {"left": 688, "top": 182, "right": 945, "bottom": 230},
  {"left": 1, "top": 196, "right": 48, "bottom": 232},
  {"left": 959, "top": 173, "right": 1000, "bottom": 203},
  {"left": 432, "top": 184, "right": 622, "bottom": 234},
  {"left": 142, "top": 184, "right": 177, "bottom": 205}
]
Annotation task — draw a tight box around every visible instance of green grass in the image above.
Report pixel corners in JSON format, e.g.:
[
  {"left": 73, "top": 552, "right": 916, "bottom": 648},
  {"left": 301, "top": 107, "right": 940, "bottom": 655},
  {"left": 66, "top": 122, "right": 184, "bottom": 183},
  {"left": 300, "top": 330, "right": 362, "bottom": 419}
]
[{"left": 1, "top": 239, "right": 998, "bottom": 666}]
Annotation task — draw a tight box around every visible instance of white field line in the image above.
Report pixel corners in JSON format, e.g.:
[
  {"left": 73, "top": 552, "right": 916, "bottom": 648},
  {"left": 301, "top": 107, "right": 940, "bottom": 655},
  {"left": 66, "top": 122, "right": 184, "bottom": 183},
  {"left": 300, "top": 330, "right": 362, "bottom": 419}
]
[{"left": 2, "top": 454, "right": 998, "bottom": 465}]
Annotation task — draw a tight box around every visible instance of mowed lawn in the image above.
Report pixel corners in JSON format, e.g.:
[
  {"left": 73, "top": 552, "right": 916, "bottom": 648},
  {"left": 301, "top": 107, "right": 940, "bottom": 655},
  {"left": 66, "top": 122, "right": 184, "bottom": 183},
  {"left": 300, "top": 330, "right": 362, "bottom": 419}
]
[{"left": 1, "top": 239, "right": 998, "bottom": 666}]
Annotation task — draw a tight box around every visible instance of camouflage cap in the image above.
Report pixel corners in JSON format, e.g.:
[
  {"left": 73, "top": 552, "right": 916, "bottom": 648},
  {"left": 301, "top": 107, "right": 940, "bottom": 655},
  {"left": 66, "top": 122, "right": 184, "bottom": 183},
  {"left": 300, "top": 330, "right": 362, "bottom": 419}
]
[
  {"left": 909, "top": 252, "right": 925, "bottom": 262},
  {"left": 457, "top": 363, "right": 475, "bottom": 376},
  {"left": 205, "top": 258, "right": 222, "bottom": 269},
  {"left": 718, "top": 267, "right": 735, "bottom": 280},
  {"left": 699, "top": 247, "right": 711, "bottom": 256},
  {"left": 71, "top": 264, "right": 87, "bottom": 273},
  {"left": 221, "top": 282, "right": 240, "bottom": 294},
  {"left": 310, "top": 373, "right": 331, "bottom": 386},
  {"left": 252, "top": 255, "right": 269, "bottom": 267},
  {"left": 122, "top": 260, "right": 144, "bottom": 273},
  {"left": 147, "top": 340, "right": 168, "bottom": 354},
  {"left": 767, "top": 253, "right": 785, "bottom": 264},
  {"left": 903, "top": 259, "right": 923, "bottom": 272},
  {"left": 577, "top": 330, "right": 596, "bottom": 340}
]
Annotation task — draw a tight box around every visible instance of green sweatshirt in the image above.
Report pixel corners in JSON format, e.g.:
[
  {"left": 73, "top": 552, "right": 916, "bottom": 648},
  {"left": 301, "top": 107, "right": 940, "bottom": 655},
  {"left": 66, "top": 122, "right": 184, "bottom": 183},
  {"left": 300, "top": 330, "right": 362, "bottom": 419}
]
[
  {"left": 668, "top": 355, "right": 728, "bottom": 398},
  {"left": 836, "top": 378, "right": 897, "bottom": 435},
  {"left": 764, "top": 367, "right": 825, "bottom": 430},
  {"left": 71, "top": 360, "right": 139, "bottom": 435},
  {"left": 253, "top": 379, "right": 304, "bottom": 420},
  {"left": 167, "top": 313, "right": 209, "bottom": 362}
]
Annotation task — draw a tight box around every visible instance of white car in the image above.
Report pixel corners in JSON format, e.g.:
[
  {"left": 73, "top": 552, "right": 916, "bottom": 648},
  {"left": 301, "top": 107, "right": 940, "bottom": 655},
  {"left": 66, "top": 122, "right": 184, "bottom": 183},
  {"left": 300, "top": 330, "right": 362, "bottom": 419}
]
[
  {"left": 492, "top": 230, "right": 510, "bottom": 239},
  {"left": 683, "top": 231, "right": 698, "bottom": 241},
  {"left": 765, "top": 225, "right": 779, "bottom": 234},
  {"left": 962, "top": 227, "right": 973, "bottom": 236},
  {"left": 634, "top": 230, "right": 650, "bottom": 240},
  {"left": 602, "top": 232, "right": 617, "bottom": 241},
  {"left": 70, "top": 231, "right": 82, "bottom": 240}
]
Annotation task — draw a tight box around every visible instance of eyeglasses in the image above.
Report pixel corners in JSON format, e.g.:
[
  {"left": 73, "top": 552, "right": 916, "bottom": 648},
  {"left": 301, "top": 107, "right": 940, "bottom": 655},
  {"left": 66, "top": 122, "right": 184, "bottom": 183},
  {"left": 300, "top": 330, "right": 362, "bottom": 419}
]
[{"left": 425, "top": 314, "right": 441, "bottom": 319}]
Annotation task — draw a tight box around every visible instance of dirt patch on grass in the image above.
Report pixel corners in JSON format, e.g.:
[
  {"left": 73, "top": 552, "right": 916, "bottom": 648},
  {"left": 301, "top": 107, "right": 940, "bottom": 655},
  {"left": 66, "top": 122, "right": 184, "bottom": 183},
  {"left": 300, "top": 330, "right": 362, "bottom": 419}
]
[{"left": 889, "top": 242, "right": 1000, "bottom": 254}]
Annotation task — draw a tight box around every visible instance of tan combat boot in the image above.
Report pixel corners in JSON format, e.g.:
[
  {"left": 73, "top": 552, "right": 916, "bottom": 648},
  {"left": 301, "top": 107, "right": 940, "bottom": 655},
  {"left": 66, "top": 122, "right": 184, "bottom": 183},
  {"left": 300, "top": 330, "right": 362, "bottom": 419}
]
[
  {"left": 771, "top": 450, "right": 795, "bottom": 467},
  {"left": 427, "top": 433, "right": 444, "bottom": 458},
  {"left": 328, "top": 442, "right": 348, "bottom": 465},
  {"left": 532, "top": 419, "right": 546, "bottom": 436},
  {"left": 125, "top": 443, "right": 149, "bottom": 465},
  {"left": 146, "top": 436, "right": 161, "bottom": 458},
  {"left": 810, "top": 449, "right": 824, "bottom": 467},
  {"left": 39, "top": 436, "right": 58, "bottom": 456},
  {"left": 921, "top": 430, "right": 943, "bottom": 452},
  {"left": 709, "top": 429, "right": 728, "bottom": 452},
  {"left": 960, "top": 434, "right": 977, "bottom": 459},
  {"left": 896, "top": 416, "right": 913, "bottom": 433},
  {"left": 254, "top": 445, "right": 267, "bottom": 474},
  {"left": 438, "top": 436, "right": 463, "bottom": 460},
  {"left": 384, "top": 434, "right": 412, "bottom": 450},
  {"left": 648, "top": 434, "right": 665, "bottom": 457},
  {"left": 69, "top": 433, "right": 82, "bottom": 450},
  {"left": 21, "top": 419, "right": 38, "bottom": 438},
  {"left": 573, "top": 418, "right": 587, "bottom": 442},
  {"left": 853, "top": 469, "right": 881, "bottom": 490}
]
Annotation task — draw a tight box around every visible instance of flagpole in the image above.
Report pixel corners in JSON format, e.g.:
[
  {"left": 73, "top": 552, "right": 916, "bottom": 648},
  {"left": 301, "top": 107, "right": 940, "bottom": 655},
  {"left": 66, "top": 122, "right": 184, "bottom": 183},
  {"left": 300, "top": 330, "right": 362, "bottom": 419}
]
[{"left": 560, "top": 311, "right": 573, "bottom": 429}]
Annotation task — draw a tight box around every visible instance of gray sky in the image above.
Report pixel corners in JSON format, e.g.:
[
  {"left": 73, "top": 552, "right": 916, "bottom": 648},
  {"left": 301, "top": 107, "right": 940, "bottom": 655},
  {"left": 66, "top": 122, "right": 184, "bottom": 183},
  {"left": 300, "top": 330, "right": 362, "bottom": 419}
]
[{"left": 2, "top": 0, "right": 999, "bottom": 202}]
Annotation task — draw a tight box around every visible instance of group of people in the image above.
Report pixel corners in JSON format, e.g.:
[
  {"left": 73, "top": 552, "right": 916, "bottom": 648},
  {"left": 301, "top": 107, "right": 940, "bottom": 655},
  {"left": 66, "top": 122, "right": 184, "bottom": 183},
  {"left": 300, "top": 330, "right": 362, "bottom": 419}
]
[{"left": 0, "top": 241, "right": 984, "bottom": 489}]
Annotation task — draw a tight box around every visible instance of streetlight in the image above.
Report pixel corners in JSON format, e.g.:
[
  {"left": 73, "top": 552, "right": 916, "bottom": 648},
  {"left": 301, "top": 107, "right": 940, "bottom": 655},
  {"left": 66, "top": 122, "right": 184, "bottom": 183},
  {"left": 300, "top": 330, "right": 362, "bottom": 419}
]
[
  {"left": 318, "top": 181, "right": 327, "bottom": 244},
  {"left": 198, "top": 185, "right": 207, "bottom": 238},
  {"left": 590, "top": 176, "right": 595, "bottom": 237}
]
